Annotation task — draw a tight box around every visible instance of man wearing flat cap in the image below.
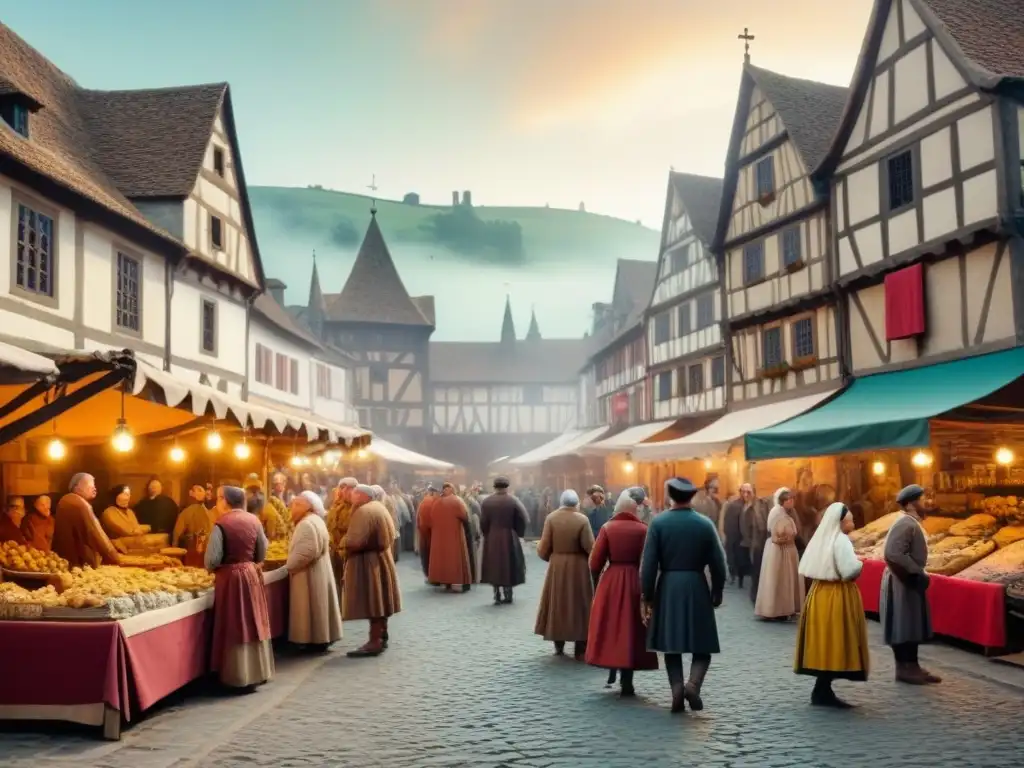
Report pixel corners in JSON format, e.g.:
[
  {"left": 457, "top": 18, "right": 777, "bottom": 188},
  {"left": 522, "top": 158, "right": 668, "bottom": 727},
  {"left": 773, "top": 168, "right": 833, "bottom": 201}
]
[
  {"left": 640, "top": 477, "right": 727, "bottom": 714},
  {"left": 479, "top": 476, "right": 529, "bottom": 604},
  {"left": 879, "top": 484, "right": 940, "bottom": 685}
]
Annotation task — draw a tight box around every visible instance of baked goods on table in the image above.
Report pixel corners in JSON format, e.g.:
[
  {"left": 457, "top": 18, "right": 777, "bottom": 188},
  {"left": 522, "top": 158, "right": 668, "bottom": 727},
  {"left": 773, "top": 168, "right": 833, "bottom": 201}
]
[
  {"left": 926, "top": 539, "right": 996, "bottom": 576},
  {"left": 992, "top": 525, "right": 1024, "bottom": 548},
  {"left": 947, "top": 513, "right": 999, "bottom": 538},
  {"left": 850, "top": 512, "right": 901, "bottom": 551},
  {"left": 0, "top": 542, "right": 70, "bottom": 574},
  {"left": 920, "top": 516, "right": 957, "bottom": 535},
  {"left": 956, "top": 540, "right": 1024, "bottom": 583}
]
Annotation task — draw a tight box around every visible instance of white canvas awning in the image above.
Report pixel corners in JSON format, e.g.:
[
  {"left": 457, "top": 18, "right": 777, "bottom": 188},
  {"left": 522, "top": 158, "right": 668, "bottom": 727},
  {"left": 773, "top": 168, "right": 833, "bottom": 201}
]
[
  {"left": 508, "top": 426, "right": 610, "bottom": 466},
  {"left": 632, "top": 390, "right": 838, "bottom": 461},
  {"left": 580, "top": 420, "right": 677, "bottom": 455},
  {"left": 368, "top": 438, "right": 454, "bottom": 470},
  {"left": 0, "top": 341, "right": 58, "bottom": 375}
]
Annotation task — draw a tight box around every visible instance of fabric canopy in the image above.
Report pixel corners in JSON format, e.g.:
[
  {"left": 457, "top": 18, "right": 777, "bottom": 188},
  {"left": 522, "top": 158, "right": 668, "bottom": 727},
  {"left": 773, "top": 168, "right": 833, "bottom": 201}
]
[
  {"left": 368, "top": 438, "right": 454, "bottom": 470},
  {"left": 0, "top": 341, "right": 58, "bottom": 375},
  {"left": 745, "top": 346, "right": 1024, "bottom": 460},
  {"left": 508, "top": 426, "right": 609, "bottom": 466},
  {"left": 632, "top": 390, "right": 838, "bottom": 461},
  {"left": 580, "top": 420, "right": 677, "bottom": 455}
]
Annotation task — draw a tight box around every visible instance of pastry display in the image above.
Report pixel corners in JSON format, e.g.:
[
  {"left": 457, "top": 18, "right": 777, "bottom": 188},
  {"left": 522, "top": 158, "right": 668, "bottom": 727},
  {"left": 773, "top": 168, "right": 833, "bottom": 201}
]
[
  {"left": 978, "top": 496, "right": 1024, "bottom": 523},
  {"left": 266, "top": 539, "right": 288, "bottom": 562},
  {"left": 118, "top": 554, "right": 183, "bottom": 570},
  {"left": 0, "top": 542, "right": 69, "bottom": 574},
  {"left": 992, "top": 525, "right": 1024, "bottom": 548},
  {"left": 849, "top": 512, "right": 900, "bottom": 550},
  {"left": 947, "top": 513, "right": 999, "bottom": 538},
  {"left": 926, "top": 539, "right": 996, "bottom": 576},
  {"left": 956, "top": 540, "right": 1024, "bottom": 583},
  {"left": 920, "top": 516, "right": 957, "bottom": 535}
]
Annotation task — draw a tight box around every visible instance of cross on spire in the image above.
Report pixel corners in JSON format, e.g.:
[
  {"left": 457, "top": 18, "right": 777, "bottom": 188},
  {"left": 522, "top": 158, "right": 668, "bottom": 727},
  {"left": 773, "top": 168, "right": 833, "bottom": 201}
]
[
  {"left": 367, "top": 174, "right": 379, "bottom": 215},
  {"left": 738, "top": 27, "right": 755, "bottom": 63}
]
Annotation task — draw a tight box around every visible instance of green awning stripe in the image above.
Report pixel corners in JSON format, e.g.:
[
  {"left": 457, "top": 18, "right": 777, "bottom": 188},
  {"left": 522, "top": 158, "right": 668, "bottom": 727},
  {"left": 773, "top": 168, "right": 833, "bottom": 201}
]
[{"left": 744, "top": 346, "right": 1024, "bottom": 460}]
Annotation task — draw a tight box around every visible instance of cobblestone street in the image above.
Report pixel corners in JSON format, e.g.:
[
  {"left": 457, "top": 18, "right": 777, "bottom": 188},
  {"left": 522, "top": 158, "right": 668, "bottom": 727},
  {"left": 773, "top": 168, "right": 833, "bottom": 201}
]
[{"left": 3, "top": 548, "right": 1024, "bottom": 768}]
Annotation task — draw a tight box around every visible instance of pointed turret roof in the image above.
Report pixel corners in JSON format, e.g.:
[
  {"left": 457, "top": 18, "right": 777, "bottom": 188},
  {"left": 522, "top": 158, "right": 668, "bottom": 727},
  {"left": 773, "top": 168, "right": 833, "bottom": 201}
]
[
  {"left": 326, "top": 212, "right": 433, "bottom": 326},
  {"left": 526, "top": 308, "right": 541, "bottom": 340},
  {"left": 500, "top": 295, "right": 516, "bottom": 343},
  {"left": 308, "top": 252, "right": 326, "bottom": 311}
]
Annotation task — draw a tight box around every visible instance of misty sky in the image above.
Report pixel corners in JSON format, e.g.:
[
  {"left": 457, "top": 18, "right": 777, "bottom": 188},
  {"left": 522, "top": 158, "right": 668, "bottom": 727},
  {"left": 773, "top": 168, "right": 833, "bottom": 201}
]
[{"left": 2, "top": 0, "right": 871, "bottom": 225}]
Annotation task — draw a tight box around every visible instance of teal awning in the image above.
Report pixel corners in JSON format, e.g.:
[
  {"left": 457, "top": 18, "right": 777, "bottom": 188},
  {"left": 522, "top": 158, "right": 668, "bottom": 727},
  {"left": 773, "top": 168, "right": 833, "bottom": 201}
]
[{"left": 744, "top": 346, "right": 1024, "bottom": 460}]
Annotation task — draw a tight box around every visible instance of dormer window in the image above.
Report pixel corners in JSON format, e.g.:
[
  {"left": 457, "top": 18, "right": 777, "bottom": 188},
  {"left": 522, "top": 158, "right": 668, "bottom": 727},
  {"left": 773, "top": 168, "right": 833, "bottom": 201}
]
[{"left": 1, "top": 102, "right": 29, "bottom": 137}]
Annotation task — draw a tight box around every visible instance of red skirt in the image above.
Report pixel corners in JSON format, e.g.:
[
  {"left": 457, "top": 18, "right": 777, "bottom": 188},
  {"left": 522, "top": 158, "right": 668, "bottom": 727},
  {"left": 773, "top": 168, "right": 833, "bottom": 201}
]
[
  {"left": 210, "top": 562, "right": 272, "bottom": 672},
  {"left": 585, "top": 563, "right": 659, "bottom": 670}
]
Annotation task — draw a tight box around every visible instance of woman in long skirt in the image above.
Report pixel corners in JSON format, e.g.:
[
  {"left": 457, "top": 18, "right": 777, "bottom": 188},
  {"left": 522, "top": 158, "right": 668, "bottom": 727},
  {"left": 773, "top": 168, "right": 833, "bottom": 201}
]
[
  {"left": 794, "top": 502, "right": 869, "bottom": 708},
  {"left": 755, "top": 488, "right": 804, "bottom": 620}
]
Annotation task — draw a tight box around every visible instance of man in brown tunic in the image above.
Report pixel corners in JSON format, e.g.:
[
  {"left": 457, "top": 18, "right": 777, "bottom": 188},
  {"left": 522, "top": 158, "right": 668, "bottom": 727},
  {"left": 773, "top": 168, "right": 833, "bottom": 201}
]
[
  {"left": 52, "top": 473, "right": 121, "bottom": 568},
  {"left": 344, "top": 485, "right": 402, "bottom": 658},
  {"left": 479, "top": 476, "right": 528, "bottom": 605}
]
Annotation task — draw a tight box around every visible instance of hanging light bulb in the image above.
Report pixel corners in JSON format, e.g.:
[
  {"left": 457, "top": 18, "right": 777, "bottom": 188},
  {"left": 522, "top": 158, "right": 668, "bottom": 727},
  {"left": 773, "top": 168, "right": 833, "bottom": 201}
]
[
  {"left": 356, "top": 448, "right": 368, "bottom": 460},
  {"left": 911, "top": 450, "right": 933, "bottom": 469},
  {"left": 871, "top": 460, "right": 886, "bottom": 476},
  {"left": 995, "top": 447, "right": 1014, "bottom": 466},
  {"left": 111, "top": 419, "right": 134, "bottom": 453},
  {"left": 46, "top": 437, "right": 66, "bottom": 461},
  {"left": 234, "top": 441, "right": 251, "bottom": 460},
  {"left": 290, "top": 455, "right": 303, "bottom": 468},
  {"left": 703, "top": 458, "right": 713, "bottom": 470},
  {"left": 206, "top": 430, "right": 223, "bottom": 451},
  {"left": 623, "top": 460, "right": 635, "bottom": 474},
  {"left": 169, "top": 445, "right": 186, "bottom": 463}
]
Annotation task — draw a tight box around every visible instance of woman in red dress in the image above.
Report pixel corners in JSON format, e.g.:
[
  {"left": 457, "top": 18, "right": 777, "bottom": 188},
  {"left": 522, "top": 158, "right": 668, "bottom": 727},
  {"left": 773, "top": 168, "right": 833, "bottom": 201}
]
[
  {"left": 585, "top": 490, "right": 658, "bottom": 696},
  {"left": 206, "top": 485, "right": 274, "bottom": 690}
]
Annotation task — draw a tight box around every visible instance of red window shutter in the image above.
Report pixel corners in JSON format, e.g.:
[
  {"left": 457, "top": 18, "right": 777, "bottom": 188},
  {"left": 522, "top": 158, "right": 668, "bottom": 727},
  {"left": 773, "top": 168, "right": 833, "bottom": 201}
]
[{"left": 884, "top": 263, "right": 926, "bottom": 341}]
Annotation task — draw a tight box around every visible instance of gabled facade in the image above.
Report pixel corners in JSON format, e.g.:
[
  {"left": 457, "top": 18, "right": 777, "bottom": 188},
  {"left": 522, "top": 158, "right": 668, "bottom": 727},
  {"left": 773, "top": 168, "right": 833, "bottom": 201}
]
[
  {"left": 311, "top": 211, "right": 434, "bottom": 443},
  {"left": 815, "top": 0, "right": 1023, "bottom": 375},
  {"left": 585, "top": 259, "right": 658, "bottom": 428},
  {"left": 0, "top": 24, "right": 264, "bottom": 398},
  {"left": 647, "top": 172, "right": 727, "bottom": 420},
  {"left": 716, "top": 65, "right": 848, "bottom": 406}
]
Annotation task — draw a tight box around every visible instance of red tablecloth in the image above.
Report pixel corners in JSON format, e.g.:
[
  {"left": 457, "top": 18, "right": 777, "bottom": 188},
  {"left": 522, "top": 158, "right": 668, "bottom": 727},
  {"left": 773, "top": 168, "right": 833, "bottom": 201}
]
[
  {"left": 856, "top": 558, "right": 1006, "bottom": 649},
  {"left": 0, "top": 571, "right": 290, "bottom": 728}
]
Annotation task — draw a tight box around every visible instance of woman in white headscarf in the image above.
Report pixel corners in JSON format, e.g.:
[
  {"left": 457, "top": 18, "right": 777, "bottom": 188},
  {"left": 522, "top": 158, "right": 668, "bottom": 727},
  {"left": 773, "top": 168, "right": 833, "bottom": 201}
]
[
  {"left": 535, "top": 489, "right": 596, "bottom": 659},
  {"left": 286, "top": 490, "right": 343, "bottom": 651},
  {"left": 754, "top": 488, "right": 804, "bottom": 620},
  {"left": 794, "top": 502, "right": 869, "bottom": 708}
]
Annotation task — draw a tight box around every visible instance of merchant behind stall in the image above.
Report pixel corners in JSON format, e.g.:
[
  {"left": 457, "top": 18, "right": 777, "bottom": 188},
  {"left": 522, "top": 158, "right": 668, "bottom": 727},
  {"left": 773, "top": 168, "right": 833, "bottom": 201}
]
[
  {"left": 172, "top": 484, "right": 215, "bottom": 565},
  {"left": 1, "top": 496, "right": 27, "bottom": 544},
  {"left": 206, "top": 484, "right": 274, "bottom": 689},
  {"left": 134, "top": 476, "right": 179, "bottom": 536},
  {"left": 100, "top": 485, "right": 148, "bottom": 541},
  {"left": 21, "top": 495, "right": 54, "bottom": 551},
  {"left": 52, "top": 473, "right": 122, "bottom": 568}
]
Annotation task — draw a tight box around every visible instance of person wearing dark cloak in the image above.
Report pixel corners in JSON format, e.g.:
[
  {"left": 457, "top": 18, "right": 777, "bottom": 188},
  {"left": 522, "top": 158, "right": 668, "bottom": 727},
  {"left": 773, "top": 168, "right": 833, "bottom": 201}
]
[
  {"left": 879, "top": 484, "right": 941, "bottom": 685},
  {"left": 479, "top": 476, "right": 528, "bottom": 604},
  {"left": 640, "top": 477, "right": 727, "bottom": 713}
]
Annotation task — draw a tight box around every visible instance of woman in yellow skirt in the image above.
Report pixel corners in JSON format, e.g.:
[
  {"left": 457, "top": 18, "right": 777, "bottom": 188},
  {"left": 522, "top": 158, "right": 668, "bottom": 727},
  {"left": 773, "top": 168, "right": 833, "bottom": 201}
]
[{"left": 794, "top": 502, "right": 869, "bottom": 708}]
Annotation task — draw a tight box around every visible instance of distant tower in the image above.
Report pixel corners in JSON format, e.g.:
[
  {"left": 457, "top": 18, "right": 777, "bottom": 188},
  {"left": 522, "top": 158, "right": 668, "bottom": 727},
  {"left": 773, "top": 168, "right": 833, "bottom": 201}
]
[
  {"left": 462, "top": 190, "right": 473, "bottom": 207},
  {"left": 452, "top": 190, "right": 459, "bottom": 206},
  {"left": 578, "top": 201, "right": 585, "bottom": 212},
  {"left": 500, "top": 294, "right": 516, "bottom": 345},
  {"left": 526, "top": 307, "right": 541, "bottom": 341},
  {"left": 307, "top": 251, "right": 326, "bottom": 340}
]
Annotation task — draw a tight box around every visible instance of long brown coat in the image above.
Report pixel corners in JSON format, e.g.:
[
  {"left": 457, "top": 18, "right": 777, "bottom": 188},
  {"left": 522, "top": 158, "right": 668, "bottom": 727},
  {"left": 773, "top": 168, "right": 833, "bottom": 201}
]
[
  {"left": 535, "top": 506, "right": 595, "bottom": 642},
  {"left": 51, "top": 493, "right": 119, "bottom": 568},
  {"left": 423, "top": 494, "right": 473, "bottom": 586},
  {"left": 480, "top": 491, "right": 528, "bottom": 587},
  {"left": 343, "top": 501, "right": 402, "bottom": 620}
]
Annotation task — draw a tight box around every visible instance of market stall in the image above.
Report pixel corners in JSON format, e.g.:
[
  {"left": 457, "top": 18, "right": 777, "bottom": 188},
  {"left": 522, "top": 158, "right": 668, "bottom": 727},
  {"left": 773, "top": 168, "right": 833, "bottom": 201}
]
[
  {"left": 0, "top": 567, "right": 289, "bottom": 740},
  {"left": 745, "top": 347, "right": 1024, "bottom": 651}
]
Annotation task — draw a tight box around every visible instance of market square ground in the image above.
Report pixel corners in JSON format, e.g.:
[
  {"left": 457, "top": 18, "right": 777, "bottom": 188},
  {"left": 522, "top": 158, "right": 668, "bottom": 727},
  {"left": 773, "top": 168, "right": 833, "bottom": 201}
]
[{"left": 2, "top": 548, "right": 1023, "bottom": 768}]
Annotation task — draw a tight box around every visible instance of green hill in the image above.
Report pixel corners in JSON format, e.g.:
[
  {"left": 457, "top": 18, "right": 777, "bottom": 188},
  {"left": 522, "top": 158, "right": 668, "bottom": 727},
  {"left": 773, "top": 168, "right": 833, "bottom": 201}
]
[{"left": 248, "top": 186, "right": 661, "bottom": 267}]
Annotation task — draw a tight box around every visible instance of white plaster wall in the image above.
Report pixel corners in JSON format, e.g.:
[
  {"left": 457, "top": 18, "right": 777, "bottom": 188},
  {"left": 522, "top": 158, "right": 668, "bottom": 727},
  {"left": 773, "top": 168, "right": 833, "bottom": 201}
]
[
  {"left": 893, "top": 44, "right": 929, "bottom": 125},
  {"left": 920, "top": 127, "right": 953, "bottom": 188},
  {"left": 248, "top": 318, "right": 311, "bottom": 409},
  {"left": 169, "top": 278, "right": 246, "bottom": 376}
]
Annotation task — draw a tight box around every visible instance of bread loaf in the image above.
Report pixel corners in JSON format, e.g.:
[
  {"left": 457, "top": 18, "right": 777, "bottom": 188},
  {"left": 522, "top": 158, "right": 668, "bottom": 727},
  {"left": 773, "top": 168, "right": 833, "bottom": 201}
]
[
  {"left": 956, "top": 540, "right": 1024, "bottom": 583},
  {"left": 926, "top": 539, "right": 996, "bottom": 576},
  {"left": 948, "top": 514, "right": 998, "bottom": 538},
  {"left": 992, "top": 525, "right": 1024, "bottom": 549}
]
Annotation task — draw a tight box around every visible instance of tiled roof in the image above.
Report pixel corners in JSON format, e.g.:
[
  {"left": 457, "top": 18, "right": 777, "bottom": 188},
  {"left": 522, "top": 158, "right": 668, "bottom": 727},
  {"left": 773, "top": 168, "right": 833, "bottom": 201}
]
[
  {"left": 920, "top": 0, "right": 1024, "bottom": 81},
  {"left": 326, "top": 214, "right": 434, "bottom": 327},
  {"left": 611, "top": 259, "right": 658, "bottom": 314},
  {"left": 77, "top": 83, "right": 225, "bottom": 199},
  {"left": 430, "top": 338, "right": 588, "bottom": 384},
  {"left": 746, "top": 65, "right": 849, "bottom": 172},
  {"left": 411, "top": 296, "right": 435, "bottom": 326},
  {"left": 669, "top": 172, "right": 723, "bottom": 245}
]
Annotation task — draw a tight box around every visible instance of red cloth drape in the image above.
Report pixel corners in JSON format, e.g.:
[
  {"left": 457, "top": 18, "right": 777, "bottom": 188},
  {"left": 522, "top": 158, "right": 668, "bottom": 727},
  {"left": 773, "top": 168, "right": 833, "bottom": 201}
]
[
  {"left": 856, "top": 558, "right": 1006, "bottom": 649},
  {"left": 884, "top": 263, "right": 926, "bottom": 340}
]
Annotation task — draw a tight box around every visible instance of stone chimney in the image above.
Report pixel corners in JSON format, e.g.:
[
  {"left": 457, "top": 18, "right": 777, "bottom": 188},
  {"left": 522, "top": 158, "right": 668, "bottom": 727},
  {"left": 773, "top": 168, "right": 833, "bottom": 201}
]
[
  {"left": 462, "top": 190, "right": 473, "bottom": 207},
  {"left": 266, "top": 277, "right": 287, "bottom": 306}
]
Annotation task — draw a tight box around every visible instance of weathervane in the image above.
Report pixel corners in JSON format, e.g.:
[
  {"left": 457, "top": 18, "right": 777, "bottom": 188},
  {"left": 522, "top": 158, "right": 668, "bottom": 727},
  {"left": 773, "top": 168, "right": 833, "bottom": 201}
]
[
  {"left": 738, "top": 27, "right": 755, "bottom": 64},
  {"left": 367, "top": 174, "right": 379, "bottom": 215}
]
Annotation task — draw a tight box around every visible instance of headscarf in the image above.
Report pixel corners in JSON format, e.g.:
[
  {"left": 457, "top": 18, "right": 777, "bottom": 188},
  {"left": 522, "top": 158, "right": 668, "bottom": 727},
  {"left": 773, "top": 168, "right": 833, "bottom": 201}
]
[
  {"left": 773, "top": 487, "right": 791, "bottom": 507},
  {"left": 299, "top": 490, "right": 326, "bottom": 518},
  {"left": 560, "top": 489, "right": 580, "bottom": 508},
  {"left": 354, "top": 484, "right": 375, "bottom": 498},
  {"left": 614, "top": 489, "right": 639, "bottom": 514},
  {"left": 799, "top": 502, "right": 850, "bottom": 581},
  {"left": 369, "top": 484, "right": 386, "bottom": 501}
]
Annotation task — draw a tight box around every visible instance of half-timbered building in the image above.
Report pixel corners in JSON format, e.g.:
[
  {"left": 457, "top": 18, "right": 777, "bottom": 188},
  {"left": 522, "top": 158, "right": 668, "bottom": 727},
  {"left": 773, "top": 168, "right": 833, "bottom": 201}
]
[
  {"left": 814, "top": 0, "right": 1024, "bottom": 375},
  {"left": 716, "top": 64, "right": 849, "bottom": 406},
  {"left": 300, "top": 212, "right": 434, "bottom": 446},
  {"left": 0, "top": 23, "right": 263, "bottom": 397},
  {"left": 647, "top": 172, "right": 726, "bottom": 421},
  {"left": 429, "top": 296, "right": 587, "bottom": 473}
]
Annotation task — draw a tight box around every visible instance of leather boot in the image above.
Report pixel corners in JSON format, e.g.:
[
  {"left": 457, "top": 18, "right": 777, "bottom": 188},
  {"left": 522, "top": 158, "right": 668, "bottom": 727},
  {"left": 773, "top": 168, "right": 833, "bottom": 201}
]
[
  {"left": 916, "top": 665, "right": 942, "bottom": 684},
  {"left": 895, "top": 662, "right": 927, "bottom": 684},
  {"left": 684, "top": 656, "right": 710, "bottom": 712},
  {"left": 573, "top": 641, "right": 587, "bottom": 661},
  {"left": 554, "top": 641, "right": 565, "bottom": 656},
  {"left": 502, "top": 587, "right": 514, "bottom": 604},
  {"left": 606, "top": 669, "right": 617, "bottom": 688},
  {"left": 347, "top": 618, "right": 385, "bottom": 658},
  {"left": 493, "top": 587, "right": 502, "bottom": 605},
  {"left": 381, "top": 620, "right": 389, "bottom": 650}
]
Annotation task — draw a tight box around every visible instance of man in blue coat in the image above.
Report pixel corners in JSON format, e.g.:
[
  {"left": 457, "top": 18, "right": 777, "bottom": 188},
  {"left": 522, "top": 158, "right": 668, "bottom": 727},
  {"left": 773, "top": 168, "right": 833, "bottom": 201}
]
[{"left": 641, "top": 477, "right": 727, "bottom": 714}]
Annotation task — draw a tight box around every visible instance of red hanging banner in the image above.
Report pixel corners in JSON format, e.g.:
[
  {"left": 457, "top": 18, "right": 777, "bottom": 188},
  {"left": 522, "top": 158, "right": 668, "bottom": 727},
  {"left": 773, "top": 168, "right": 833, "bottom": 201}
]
[{"left": 884, "top": 262, "right": 926, "bottom": 341}]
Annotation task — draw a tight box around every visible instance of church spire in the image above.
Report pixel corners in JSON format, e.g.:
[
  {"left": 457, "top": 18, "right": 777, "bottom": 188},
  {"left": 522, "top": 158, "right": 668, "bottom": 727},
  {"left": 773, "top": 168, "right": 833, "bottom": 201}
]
[
  {"left": 307, "top": 250, "right": 326, "bottom": 339},
  {"left": 500, "top": 294, "right": 516, "bottom": 344},
  {"left": 526, "top": 306, "right": 541, "bottom": 341}
]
